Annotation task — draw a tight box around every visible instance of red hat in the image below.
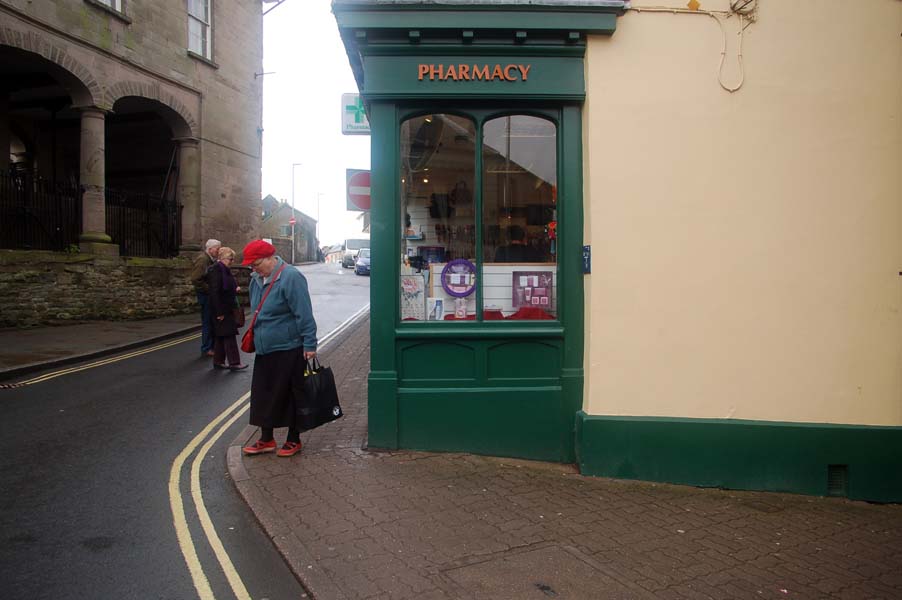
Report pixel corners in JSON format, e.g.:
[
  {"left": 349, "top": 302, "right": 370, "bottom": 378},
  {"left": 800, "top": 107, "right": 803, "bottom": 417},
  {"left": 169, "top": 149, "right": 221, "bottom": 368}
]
[{"left": 241, "top": 240, "right": 276, "bottom": 265}]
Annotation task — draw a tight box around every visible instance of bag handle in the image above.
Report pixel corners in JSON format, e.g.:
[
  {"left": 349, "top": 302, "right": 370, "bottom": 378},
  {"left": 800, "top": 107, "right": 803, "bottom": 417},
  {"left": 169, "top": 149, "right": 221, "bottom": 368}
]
[
  {"left": 247, "top": 263, "right": 287, "bottom": 332},
  {"left": 306, "top": 357, "right": 322, "bottom": 374}
]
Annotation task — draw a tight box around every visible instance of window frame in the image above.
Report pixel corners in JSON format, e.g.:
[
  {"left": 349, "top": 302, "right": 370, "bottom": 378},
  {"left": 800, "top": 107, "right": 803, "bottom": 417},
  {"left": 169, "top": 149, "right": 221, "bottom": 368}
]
[
  {"left": 397, "top": 105, "right": 562, "bottom": 326},
  {"left": 187, "top": 0, "right": 213, "bottom": 60},
  {"left": 84, "top": 0, "right": 130, "bottom": 23}
]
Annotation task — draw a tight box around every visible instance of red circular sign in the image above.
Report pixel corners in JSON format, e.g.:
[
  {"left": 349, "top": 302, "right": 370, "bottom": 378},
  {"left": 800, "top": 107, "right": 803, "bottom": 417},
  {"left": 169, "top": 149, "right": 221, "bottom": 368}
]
[
  {"left": 288, "top": 217, "right": 296, "bottom": 225},
  {"left": 348, "top": 171, "right": 371, "bottom": 211}
]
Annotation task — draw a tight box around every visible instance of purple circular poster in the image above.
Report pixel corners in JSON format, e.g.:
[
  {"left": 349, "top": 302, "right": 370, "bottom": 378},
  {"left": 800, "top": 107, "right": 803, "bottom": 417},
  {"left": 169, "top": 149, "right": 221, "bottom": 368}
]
[{"left": 440, "top": 259, "right": 477, "bottom": 298}]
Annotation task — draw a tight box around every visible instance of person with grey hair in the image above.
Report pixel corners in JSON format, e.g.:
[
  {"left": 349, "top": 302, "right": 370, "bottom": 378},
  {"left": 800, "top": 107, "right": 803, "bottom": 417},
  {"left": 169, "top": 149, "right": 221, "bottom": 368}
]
[{"left": 190, "top": 238, "right": 222, "bottom": 356}]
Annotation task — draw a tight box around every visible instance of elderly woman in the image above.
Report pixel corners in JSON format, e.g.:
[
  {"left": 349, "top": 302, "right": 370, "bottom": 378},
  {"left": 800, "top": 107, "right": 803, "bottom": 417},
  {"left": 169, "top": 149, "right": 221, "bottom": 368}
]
[
  {"left": 240, "top": 240, "right": 317, "bottom": 458},
  {"left": 207, "top": 246, "right": 246, "bottom": 371}
]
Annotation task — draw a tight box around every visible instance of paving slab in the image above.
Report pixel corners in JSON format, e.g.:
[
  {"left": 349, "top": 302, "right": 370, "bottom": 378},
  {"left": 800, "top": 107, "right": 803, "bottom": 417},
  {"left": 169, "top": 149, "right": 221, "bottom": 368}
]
[{"left": 231, "top": 316, "right": 902, "bottom": 600}]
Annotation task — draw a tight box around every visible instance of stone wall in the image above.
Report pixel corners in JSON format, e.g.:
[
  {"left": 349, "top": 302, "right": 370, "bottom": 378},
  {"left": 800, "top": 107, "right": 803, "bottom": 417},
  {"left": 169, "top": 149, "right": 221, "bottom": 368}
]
[{"left": 0, "top": 250, "right": 196, "bottom": 327}]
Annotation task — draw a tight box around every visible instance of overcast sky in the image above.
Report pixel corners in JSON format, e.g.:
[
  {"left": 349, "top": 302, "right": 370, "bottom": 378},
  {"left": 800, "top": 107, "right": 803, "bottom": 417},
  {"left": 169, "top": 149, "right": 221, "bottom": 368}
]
[{"left": 261, "top": 0, "right": 371, "bottom": 247}]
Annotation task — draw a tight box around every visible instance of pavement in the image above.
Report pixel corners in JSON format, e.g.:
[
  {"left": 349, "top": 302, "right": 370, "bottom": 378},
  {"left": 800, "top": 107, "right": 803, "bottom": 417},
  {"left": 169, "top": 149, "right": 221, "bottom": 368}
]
[
  {"left": 2, "top": 314, "right": 901, "bottom": 599},
  {"left": 0, "top": 313, "right": 201, "bottom": 382}
]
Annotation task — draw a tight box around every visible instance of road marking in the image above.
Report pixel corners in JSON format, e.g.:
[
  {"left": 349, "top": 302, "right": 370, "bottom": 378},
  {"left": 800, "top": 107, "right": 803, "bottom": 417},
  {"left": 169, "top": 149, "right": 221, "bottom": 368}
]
[
  {"left": 169, "top": 392, "right": 249, "bottom": 600},
  {"left": 319, "top": 303, "right": 370, "bottom": 347},
  {"left": 7, "top": 304, "right": 370, "bottom": 389},
  {"left": 169, "top": 305, "right": 370, "bottom": 599},
  {"left": 6, "top": 333, "right": 201, "bottom": 387},
  {"left": 191, "top": 402, "right": 252, "bottom": 600}
]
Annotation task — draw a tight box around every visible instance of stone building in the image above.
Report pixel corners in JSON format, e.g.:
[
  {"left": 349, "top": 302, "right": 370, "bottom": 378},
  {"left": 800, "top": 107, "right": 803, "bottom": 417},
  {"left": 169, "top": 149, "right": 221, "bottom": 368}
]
[
  {"left": 0, "top": 0, "right": 263, "bottom": 324},
  {"left": 260, "top": 194, "right": 318, "bottom": 264}
]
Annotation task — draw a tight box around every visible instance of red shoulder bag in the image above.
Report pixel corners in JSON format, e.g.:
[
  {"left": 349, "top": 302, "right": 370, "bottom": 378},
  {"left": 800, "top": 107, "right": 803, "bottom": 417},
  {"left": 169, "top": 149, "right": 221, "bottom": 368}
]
[{"left": 240, "top": 264, "right": 286, "bottom": 353}]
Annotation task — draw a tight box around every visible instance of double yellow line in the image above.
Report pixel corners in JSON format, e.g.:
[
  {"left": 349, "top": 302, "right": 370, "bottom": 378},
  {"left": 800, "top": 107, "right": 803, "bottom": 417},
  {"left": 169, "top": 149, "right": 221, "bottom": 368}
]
[
  {"left": 8, "top": 333, "right": 201, "bottom": 387},
  {"left": 167, "top": 304, "right": 370, "bottom": 599},
  {"left": 169, "top": 393, "right": 252, "bottom": 600}
]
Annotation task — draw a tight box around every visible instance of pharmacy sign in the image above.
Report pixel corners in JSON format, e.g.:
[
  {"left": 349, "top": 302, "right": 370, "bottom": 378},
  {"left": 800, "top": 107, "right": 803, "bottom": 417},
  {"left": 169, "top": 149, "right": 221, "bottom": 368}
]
[{"left": 341, "top": 93, "right": 370, "bottom": 135}]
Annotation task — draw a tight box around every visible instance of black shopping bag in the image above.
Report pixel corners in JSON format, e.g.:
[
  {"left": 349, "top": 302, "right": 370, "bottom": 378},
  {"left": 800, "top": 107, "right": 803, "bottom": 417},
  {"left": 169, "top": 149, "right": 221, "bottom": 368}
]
[{"left": 297, "top": 358, "right": 343, "bottom": 431}]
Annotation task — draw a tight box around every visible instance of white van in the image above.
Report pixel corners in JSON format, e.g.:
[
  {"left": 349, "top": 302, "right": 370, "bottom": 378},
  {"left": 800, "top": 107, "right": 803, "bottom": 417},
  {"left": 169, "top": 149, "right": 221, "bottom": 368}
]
[{"left": 341, "top": 236, "right": 370, "bottom": 268}]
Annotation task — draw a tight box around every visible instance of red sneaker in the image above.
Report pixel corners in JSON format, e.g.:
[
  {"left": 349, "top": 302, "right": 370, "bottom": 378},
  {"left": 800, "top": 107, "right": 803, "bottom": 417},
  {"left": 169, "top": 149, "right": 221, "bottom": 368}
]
[
  {"left": 276, "top": 441, "right": 302, "bottom": 457},
  {"left": 242, "top": 439, "right": 276, "bottom": 455}
]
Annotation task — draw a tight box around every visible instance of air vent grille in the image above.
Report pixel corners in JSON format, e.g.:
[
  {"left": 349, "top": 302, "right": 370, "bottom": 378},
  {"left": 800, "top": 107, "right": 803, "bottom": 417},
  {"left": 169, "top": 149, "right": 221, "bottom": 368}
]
[{"left": 827, "top": 464, "right": 848, "bottom": 497}]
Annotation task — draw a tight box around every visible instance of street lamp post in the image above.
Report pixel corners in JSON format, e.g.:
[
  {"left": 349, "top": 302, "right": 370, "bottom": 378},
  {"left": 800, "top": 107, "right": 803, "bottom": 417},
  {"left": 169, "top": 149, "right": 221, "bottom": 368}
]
[
  {"left": 315, "top": 192, "right": 324, "bottom": 244},
  {"left": 290, "top": 162, "right": 302, "bottom": 264}
]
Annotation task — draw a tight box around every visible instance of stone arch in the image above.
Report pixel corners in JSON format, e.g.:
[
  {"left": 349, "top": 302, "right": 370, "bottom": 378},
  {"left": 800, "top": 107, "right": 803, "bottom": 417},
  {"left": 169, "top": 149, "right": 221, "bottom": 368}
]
[
  {"left": 106, "top": 82, "right": 198, "bottom": 138},
  {"left": 0, "top": 26, "right": 99, "bottom": 106}
]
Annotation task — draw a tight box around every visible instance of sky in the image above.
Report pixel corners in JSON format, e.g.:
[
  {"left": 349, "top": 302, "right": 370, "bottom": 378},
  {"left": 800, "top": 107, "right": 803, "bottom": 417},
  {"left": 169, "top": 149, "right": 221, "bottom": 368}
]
[{"left": 261, "top": 0, "right": 371, "bottom": 247}]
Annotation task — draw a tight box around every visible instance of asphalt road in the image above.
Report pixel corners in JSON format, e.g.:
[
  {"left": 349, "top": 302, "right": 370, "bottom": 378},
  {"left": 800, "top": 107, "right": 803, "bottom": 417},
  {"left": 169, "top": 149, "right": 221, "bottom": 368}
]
[{"left": 0, "top": 262, "right": 368, "bottom": 599}]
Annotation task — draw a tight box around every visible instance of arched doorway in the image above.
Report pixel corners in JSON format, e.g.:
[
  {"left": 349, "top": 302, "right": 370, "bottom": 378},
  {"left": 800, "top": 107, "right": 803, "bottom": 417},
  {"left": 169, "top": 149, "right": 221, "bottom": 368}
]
[
  {"left": 105, "top": 97, "right": 192, "bottom": 257},
  {"left": 0, "top": 45, "right": 90, "bottom": 251}
]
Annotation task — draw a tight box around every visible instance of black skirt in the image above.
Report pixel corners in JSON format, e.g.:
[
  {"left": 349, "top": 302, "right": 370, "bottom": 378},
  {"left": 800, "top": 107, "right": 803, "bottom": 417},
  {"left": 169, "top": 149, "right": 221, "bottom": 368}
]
[{"left": 249, "top": 347, "right": 307, "bottom": 429}]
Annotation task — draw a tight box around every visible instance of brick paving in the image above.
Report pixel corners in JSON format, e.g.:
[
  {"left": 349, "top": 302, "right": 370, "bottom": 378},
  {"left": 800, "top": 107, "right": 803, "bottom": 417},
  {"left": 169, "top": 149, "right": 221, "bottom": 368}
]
[{"left": 235, "top": 316, "right": 902, "bottom": 600}]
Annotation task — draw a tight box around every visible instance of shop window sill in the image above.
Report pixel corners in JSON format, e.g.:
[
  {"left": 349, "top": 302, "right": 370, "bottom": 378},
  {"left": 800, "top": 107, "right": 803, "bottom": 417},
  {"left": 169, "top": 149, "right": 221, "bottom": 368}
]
[
  {"left": 84, "top": 0, "right": 132, "bottom": 24},
  {"left": 187, "top": 50, "right": 219, "bottom": 70}
]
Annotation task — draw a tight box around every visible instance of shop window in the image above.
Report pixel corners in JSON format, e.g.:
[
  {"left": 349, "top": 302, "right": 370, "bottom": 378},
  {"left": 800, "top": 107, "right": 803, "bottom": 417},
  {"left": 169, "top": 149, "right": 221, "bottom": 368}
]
[
  {"left": 482, "top": 115, "right": 557, "bottom": 320},
  {"left": 400, "top": 114, "right": 476, "bottom": 321},
  {"left": 188, "top": 0, "right": 212, "bottom": 59},
  {"left": 400, "top": 113, "right": 558, "bottom": 322}
]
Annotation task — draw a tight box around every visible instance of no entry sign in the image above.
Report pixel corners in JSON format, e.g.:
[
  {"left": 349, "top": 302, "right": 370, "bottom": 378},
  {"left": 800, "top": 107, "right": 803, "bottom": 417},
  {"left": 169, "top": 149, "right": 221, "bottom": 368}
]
[{"left": 346, "top": 169, "right": 371, "bottom": 211}]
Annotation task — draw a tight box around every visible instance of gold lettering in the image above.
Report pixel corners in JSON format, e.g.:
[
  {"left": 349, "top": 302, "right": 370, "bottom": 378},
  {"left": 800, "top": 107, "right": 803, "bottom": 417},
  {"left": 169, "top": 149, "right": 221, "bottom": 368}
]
[{"left": 418, "top": 63, "right": 532, "bottom": 83}]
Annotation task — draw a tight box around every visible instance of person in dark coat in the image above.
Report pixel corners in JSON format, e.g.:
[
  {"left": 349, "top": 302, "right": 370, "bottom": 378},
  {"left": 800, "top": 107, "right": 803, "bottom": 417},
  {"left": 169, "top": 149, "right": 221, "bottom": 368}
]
[
  {"left": 494, "top": 225, "right": 544, "bottom": 262},
  {"left": 208, "top": 246, "right": 247, "bottom": 371},
  {"left": 190, "top": 238, "right": 221, "bottom": 356}
]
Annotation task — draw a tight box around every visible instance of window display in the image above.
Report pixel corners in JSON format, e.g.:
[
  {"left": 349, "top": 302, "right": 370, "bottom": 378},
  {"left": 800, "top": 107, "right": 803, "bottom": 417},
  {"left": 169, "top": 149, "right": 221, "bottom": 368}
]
[{"left": 399, "top": 113, "right": 557, "bottom": 322}]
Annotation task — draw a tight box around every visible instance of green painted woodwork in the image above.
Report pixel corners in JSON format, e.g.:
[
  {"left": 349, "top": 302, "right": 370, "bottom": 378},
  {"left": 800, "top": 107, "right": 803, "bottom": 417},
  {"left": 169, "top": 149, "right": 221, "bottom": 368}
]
[
  {"left": 334, "top": 7, "right": 619, "bottom": 36},
  {"left": 400, "top": 341, "right": 477, "bottom": 383},
  {"left": 333, "top": 1, "right": 619, "bottom": 97},
  {"left": 367, "top": 372, "right": 399, "bottom": 449},
  {"left": 367, "top": 101, "right": 402, "bottom": 449},
  {"left": 576, "top": 413, "right": 902, "bottom": 503},
  {"left": 344, "top": 4, "right": 591, "bottom": 463},
  {"left": 362, "top": 55, "right": 585, "bottom": 100},
  {"left": 399, "top": 387, "right": 565, "bottom": 461},
  {"left": 485, "top": 341, "right": 560, "bottom": 381}
]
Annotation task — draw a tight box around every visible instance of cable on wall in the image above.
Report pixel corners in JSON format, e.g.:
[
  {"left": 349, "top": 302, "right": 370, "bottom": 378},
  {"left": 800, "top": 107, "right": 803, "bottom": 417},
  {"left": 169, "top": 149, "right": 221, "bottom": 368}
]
[{"left": 628, "top": 1, "right": 759, "bottom": 93}]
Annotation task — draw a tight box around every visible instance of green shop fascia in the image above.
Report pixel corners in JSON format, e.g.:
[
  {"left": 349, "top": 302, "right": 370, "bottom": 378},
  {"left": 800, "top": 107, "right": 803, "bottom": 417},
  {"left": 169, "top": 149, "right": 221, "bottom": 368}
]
[{"left": 334, "top": 0, "right": 623, "bottom": 463}]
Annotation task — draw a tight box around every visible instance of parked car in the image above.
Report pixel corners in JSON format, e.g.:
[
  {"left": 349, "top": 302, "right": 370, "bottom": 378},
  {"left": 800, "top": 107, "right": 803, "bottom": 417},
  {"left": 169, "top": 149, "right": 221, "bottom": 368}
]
[
  {"left": 341, "top": 236, "right": 370, "bottom": 268},
  {"left": 354, "top": 248, "right": 371, "bottom": 276}
]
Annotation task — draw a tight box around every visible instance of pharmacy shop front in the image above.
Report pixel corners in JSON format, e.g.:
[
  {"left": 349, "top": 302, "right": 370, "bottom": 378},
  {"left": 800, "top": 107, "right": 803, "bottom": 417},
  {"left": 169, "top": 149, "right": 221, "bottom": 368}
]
[{"left": 334, "top": 3, "right": 619, "bottom": 461}]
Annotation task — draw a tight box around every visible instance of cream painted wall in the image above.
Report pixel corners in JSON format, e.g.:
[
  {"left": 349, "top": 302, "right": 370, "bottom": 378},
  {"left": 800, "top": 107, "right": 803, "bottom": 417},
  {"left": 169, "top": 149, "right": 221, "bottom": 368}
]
[{"left": 583, "top": 0, "right": 902, "bottom": 425}]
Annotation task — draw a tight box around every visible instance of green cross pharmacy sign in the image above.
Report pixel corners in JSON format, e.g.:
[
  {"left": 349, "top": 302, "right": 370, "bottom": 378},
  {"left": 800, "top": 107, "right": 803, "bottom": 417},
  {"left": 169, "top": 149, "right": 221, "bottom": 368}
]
[{"left": 341, "top": 93, "right": 371, "bottom": 135}]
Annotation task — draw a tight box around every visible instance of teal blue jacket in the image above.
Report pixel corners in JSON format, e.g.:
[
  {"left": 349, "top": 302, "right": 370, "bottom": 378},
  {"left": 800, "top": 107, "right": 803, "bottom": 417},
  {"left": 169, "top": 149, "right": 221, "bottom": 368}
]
[{"left": 247, "top": 257, "right": 318, "bottom": 355}]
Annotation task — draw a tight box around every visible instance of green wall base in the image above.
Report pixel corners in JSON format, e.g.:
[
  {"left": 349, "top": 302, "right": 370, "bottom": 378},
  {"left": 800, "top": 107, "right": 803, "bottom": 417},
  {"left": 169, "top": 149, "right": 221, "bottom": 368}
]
[{"left": 576, "top": 412, "right": 902, "bottom": 503}]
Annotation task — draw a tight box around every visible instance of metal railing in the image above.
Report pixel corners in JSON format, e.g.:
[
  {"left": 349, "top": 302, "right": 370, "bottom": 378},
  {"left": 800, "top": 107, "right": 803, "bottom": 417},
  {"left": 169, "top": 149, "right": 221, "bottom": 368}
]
[
  {"left": 0, "top": 171, "right": 82, "bottom": 251},
  {"left": 105, "top": 188, "right": 182, "bottom": 258}
]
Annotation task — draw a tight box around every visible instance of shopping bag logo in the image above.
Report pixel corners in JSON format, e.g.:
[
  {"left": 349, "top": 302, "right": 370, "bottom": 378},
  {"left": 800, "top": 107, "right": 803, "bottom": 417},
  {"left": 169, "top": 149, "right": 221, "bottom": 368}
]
[{"left": 299, "top": 359, "right": 343, "bottom": 432}]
